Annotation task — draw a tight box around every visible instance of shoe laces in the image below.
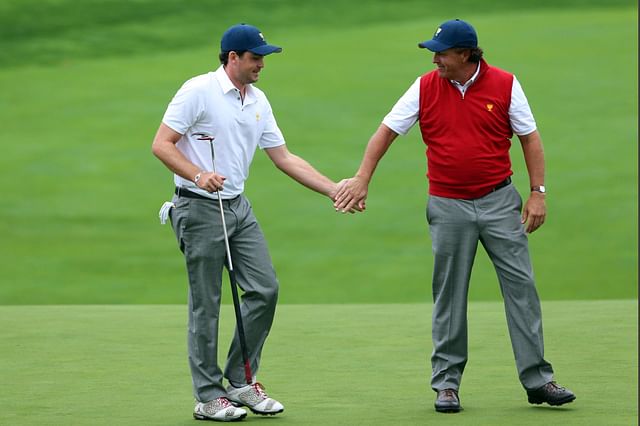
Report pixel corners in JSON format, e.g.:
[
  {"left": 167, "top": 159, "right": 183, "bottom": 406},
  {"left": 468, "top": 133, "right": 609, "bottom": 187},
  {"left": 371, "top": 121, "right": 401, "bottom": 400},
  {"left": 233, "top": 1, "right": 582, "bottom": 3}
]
[
  {"left": 442, "top": 389, "right": 457, "bottom": 399},
  {"left": 216, "top": 397, "right": 233, "bottom": 408},
  {"left": 252, "top": 382, "right": 268, "bottom": 399},
  {"left": 547, "top": 381, "right": 565, "bottom": 391}
]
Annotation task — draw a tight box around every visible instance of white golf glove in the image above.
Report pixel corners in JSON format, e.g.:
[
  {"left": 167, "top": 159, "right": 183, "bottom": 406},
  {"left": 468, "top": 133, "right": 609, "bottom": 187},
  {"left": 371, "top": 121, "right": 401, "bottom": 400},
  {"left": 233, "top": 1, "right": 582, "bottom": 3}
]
[{"left": 158, "top": 201, "right": 175, "bottom": 225}]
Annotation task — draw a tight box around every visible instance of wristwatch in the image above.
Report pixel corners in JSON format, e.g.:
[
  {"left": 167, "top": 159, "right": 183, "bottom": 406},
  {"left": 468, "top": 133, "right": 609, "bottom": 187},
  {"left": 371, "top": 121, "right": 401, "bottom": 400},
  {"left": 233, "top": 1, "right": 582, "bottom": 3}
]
[
  {"left": 531, "top": 185, "right": 546, "bottom": 194},
  {"left": 194, "top": 171, "right": 205, "bottom": 185}
]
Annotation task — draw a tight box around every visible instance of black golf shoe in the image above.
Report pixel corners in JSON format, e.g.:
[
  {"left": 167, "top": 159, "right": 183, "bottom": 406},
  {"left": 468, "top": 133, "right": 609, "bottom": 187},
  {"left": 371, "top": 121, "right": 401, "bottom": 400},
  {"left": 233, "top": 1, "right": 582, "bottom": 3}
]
[
  {"left": 434, "top": 388, "right": 462, "bottom": 413},
  {"left": 527, "top": 381, "right": 576, "bottom": 406}
]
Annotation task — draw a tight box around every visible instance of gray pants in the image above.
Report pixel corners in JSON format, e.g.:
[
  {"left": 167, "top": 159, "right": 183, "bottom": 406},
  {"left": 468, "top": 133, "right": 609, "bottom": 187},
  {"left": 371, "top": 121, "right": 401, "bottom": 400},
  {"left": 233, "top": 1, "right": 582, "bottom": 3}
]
[
  {"left": 427, "top": 184, "right": 554, "bottom": 391},
  {"left": 170, "top": 194, "right": 278, "bottom": 402}
]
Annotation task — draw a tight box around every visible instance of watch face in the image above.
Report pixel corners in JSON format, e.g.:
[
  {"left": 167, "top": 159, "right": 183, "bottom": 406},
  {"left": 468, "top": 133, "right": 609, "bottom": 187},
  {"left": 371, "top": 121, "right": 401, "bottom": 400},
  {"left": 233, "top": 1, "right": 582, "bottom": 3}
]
[{"left": 533, "top": 185, "right": 546, "bottom": 193}]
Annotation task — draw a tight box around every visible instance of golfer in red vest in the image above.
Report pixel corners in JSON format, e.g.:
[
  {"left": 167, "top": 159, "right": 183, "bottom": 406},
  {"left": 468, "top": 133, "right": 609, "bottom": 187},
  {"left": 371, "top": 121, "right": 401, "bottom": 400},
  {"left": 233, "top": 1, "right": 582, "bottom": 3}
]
[{"left": 334, "top": 19, "right": 576, "bottom": 413}]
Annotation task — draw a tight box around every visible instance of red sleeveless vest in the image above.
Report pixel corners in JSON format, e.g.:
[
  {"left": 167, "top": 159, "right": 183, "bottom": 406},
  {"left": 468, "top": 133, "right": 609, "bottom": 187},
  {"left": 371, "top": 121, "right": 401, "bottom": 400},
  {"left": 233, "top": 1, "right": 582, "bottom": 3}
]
[{"left": 418, "top": 59, "right": 514, "bottom": 199}]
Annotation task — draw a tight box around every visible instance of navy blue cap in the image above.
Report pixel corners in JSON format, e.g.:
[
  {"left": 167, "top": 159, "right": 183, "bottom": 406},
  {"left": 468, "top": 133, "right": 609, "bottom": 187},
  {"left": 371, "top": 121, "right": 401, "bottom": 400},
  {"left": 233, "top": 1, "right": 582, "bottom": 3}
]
[
  {"left": 221, "top": 24, "right": 282, "bottom": 56},
  {"left": 418, "top": 19, "right": 478, "bottom": 52}
]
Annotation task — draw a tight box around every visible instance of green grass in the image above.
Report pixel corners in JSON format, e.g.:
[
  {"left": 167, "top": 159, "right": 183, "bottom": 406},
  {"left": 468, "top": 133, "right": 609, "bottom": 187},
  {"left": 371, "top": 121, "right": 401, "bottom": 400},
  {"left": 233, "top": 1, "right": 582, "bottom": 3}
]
[
  {"left": 1, "top": 4, "right": 635, "bottom": 424},
  {"left": 0, "top": 300, "right": 636, "bottom": 425},
  {"left": 1, "top": 0, "right": 634, "bottom": 67},
  {"left": 0, "top": 3, "right": 637, "bottom": 304}
]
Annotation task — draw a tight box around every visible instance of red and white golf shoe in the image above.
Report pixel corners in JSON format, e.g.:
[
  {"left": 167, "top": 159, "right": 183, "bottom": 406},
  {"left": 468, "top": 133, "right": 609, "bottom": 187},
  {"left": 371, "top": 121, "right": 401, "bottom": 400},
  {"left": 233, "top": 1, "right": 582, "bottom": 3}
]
[{"left": 226, "top": 382, "right": 284, "bottom": 415}]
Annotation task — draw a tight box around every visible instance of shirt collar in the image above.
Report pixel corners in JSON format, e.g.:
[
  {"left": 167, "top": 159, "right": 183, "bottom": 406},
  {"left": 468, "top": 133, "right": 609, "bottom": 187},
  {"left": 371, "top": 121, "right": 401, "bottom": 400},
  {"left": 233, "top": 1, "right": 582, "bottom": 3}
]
[
  {"left": 214, "top": 66, "right": 257, "bottom": 104},
  {"left": 450, "top": 61, "right": 481, "bottom": 90}
]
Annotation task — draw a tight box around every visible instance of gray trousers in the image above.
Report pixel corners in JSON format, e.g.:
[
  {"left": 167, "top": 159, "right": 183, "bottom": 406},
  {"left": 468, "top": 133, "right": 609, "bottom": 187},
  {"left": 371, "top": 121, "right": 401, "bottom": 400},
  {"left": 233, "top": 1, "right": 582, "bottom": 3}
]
[
  {"left": 170, "top": 194, "right": 279, "bottom": 402},
  {"left": 426, "top": 184, "right": 554, "bottom": 391}
]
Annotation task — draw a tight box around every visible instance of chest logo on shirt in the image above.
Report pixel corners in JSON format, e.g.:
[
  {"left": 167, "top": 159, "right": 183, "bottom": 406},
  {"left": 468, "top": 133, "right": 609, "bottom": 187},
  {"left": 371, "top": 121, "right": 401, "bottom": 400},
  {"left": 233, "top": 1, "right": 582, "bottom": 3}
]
[
  {"left": 256, "top": 113, "right": 261, "bottom": 122},
  {"left": 486, "top": 103, "right": 494, "bottom": 112}
]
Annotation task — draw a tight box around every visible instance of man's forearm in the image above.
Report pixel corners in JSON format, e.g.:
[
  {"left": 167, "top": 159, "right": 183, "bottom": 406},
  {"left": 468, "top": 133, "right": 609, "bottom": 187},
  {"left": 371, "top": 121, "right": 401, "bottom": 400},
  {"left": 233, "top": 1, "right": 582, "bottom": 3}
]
[
  {"left": 277, "top": 154, "right": 336, "bottom": 197},
  {"left": 356, "top": 124, "right": 398, "bottom": 182},
  {"left": 153, "top": 141, "right": 202, "bottom": 183},
  {"left": 519, "top": 130, "right": 545, "bottom": 188},
  {"left": 265, "top": 145, "right": 336, "bottom": 197},
  {"left": 152, "top": 123, "right": 202, "bottom": 183}
]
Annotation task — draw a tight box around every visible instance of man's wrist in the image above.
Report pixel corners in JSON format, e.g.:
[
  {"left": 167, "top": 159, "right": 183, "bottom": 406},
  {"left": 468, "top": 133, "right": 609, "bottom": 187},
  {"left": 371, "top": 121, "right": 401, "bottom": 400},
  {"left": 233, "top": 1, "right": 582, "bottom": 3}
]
[
  {"left": 354, "top": 173, "right": 371, "bottom": 184},
  {"left": 194, "top": 171, "right": 206, "bottom": 186},
  {"left": 531, "top": 185, "right": 546, "bottom": 194}
]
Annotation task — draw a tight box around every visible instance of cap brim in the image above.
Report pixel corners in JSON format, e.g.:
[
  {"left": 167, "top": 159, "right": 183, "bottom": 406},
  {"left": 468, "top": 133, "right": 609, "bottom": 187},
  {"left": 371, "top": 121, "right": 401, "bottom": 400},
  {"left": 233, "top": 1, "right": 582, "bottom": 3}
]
[
  {"left": 418, "top": 39, "right": 451, "bottom": 52},
  {"left": 249, "top": 44, "right": 282, "bottom": 55}
]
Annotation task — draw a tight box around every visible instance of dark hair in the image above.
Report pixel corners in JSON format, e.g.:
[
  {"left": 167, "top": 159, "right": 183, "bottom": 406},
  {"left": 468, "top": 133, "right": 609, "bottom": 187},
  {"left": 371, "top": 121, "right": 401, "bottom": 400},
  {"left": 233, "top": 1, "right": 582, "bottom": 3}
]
[
  {"left": 218, "top": 50, "right": 247, "bottom": 66},
  {"left": 454, "top": 47, "right": 484, "bottom": 63}
]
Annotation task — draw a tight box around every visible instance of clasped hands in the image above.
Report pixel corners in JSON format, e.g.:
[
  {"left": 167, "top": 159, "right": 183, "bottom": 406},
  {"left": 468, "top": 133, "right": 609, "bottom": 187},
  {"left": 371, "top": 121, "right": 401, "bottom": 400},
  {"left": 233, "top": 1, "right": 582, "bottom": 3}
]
[{"left": 332, "top": 176, "right": 369, "bottom": 214}]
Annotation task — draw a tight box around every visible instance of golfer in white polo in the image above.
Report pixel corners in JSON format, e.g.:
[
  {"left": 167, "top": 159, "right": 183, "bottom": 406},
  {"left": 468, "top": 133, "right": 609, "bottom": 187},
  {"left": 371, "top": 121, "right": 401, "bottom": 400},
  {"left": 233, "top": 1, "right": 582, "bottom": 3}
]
[{"left": 152, "top": 23, "right": 348, "bottom": 422}]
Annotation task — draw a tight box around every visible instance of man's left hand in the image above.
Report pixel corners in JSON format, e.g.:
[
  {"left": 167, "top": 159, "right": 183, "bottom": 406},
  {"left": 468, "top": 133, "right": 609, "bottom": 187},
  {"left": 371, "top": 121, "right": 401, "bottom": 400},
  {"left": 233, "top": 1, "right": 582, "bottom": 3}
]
[{"left": 522, "top": 192, "right": 546, "bottom": 233}]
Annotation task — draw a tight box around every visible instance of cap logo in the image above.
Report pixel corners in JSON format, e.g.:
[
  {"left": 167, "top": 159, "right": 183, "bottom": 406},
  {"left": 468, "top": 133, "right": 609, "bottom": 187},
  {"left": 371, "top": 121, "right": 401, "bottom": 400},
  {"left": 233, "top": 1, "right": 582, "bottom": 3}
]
[
  {"left": 434, "top": 28, "right": 442, "bottom": 38},
  {"left": 258, "top": 32, "right": 265, "bottom": 41}
]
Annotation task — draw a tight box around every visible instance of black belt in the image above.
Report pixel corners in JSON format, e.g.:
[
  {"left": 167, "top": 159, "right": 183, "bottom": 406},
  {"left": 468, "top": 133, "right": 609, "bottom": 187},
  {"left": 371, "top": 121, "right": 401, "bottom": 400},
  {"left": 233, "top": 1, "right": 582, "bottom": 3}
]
[
  {"left": 490, "top": 176, "right": 511, "bottom": 192},
  {"left": 175, "top": 187, "right": 238, "bottom": 202}
]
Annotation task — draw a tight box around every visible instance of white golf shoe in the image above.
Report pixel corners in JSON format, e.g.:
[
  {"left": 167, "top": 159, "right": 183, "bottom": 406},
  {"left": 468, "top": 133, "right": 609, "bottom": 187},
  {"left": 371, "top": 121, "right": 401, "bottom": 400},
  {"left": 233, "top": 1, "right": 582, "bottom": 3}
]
[
  {"left": 226, "top": 382, "right": 284, "bottom": 415},
  {"left": 193, "top": 397, "right": 247, "bottom": 422}
]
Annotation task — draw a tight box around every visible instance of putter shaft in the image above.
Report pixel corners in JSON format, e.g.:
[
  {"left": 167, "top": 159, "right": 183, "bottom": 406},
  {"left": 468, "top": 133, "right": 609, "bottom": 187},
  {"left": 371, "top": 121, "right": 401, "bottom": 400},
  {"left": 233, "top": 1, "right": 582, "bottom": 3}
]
[{"left": 207, "top": 138, "right": 252, "bottom": 385}]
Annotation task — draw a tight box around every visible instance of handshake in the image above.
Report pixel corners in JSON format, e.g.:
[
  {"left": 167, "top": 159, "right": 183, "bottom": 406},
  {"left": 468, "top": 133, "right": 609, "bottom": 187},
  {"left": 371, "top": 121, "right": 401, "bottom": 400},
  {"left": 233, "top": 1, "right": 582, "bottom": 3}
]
[{"left": 331, "top": 176, "right": 369, "bottom": 214}]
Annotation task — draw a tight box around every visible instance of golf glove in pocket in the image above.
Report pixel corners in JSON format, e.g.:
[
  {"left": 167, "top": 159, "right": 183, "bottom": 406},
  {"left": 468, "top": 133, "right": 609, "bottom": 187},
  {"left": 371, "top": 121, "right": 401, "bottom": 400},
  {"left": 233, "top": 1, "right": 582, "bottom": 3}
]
[{"left": 158, "top": 201, "right": 175, "bottom": 225}]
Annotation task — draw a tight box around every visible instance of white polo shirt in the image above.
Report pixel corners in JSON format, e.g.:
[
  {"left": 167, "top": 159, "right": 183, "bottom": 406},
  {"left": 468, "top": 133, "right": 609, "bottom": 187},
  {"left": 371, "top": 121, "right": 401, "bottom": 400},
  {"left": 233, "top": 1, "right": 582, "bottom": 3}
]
[
  {"left": 163, "top": 66, "right": 286, "bottom": 199},
  {"left": 383, "top": 63, "right": 537, "bottom": 137}
]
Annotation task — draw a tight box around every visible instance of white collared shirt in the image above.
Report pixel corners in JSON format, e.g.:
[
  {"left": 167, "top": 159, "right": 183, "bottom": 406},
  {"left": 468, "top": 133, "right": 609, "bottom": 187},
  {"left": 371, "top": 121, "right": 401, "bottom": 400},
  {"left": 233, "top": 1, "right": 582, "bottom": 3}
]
[
  {"left": 383, "top": 63, "right": 537, "bottom": 136},
  {"left": 163, "top": 66, "right": 285, "bottom": 198}
]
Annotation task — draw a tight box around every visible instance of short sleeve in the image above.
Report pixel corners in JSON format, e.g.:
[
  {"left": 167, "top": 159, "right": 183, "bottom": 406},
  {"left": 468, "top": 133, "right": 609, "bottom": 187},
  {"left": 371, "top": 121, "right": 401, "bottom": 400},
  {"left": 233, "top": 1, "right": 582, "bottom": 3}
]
[
  {"left": 162, "top": 79, "right": 205, "bottom": 135},
  {"left": 258, "top": 102, "right": 285, "bottom": 149},
  {"left": 382, "top": 77, "right": 420, "bottom": 135},
  {"left": 509, "top": 76, "right": 537, "bottom": 136}
]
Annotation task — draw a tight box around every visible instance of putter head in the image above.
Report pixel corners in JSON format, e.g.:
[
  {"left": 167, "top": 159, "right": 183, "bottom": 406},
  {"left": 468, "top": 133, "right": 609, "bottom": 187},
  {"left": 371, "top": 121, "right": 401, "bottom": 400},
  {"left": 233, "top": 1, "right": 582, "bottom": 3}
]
[{"left": 192, "top": 132, "right": 215, "bottom": 142}]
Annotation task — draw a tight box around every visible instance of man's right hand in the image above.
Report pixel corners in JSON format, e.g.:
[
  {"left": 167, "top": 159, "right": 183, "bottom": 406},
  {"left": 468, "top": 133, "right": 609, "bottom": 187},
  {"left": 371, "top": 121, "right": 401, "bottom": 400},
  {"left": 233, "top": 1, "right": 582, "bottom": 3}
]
[
  {"left": 334, "top": 176, "right": 369, "bottom": 213},
  {"left": 196, "top": 172, "right": 226, "bottom": 193}
]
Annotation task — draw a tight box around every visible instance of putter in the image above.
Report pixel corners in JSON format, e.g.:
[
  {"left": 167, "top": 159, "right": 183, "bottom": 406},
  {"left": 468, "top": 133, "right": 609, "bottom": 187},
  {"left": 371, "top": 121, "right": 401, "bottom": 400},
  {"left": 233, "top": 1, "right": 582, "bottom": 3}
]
[{"left": 193, "top": 133, "right": 254, "bottom": 386}]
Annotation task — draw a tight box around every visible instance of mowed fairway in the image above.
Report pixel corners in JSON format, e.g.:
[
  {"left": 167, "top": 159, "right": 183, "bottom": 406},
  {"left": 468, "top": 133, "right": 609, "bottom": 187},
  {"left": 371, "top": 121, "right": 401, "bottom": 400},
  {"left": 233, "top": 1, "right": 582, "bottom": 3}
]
[{"left": 0, "top": 300, "right": 636, "bottom": 425}]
